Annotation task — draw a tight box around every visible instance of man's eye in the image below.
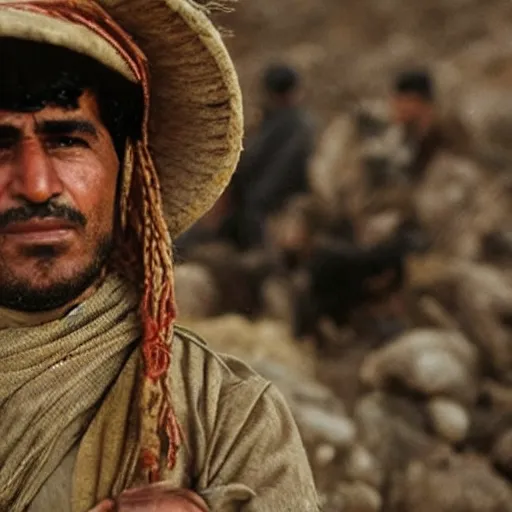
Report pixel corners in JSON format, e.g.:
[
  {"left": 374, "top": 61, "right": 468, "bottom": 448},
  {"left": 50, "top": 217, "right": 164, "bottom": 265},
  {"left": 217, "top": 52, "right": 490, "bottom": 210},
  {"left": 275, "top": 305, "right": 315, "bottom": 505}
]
[
  {"left": 0, "top": 138, "right": 15, "bottom": 150},
  {"left": 46, "top": 136, "right": 89, "bottom": 149}
]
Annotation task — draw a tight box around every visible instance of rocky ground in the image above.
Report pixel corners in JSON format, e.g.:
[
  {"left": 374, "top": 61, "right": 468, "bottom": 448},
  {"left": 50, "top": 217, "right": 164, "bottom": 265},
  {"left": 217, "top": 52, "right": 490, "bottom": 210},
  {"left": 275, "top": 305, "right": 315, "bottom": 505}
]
[
  {"left": 178, "top": 268, "right": 512, "bottom": 511},
  {"left": 179, "top": 1, "right": 512, "bottom": 510}
]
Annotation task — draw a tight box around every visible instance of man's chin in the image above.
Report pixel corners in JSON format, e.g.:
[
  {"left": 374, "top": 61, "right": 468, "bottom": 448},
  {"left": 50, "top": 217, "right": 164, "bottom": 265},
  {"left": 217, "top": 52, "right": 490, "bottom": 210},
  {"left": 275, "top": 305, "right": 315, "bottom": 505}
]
[
  {"left": 0, "top": 273, "right": 102, "bottom": 312},
  {"left": 0, "top": 236, "right": 113, "bottom": 312},
  {"left": 0, "top": 260, "right": 107, "bottom": 313}
]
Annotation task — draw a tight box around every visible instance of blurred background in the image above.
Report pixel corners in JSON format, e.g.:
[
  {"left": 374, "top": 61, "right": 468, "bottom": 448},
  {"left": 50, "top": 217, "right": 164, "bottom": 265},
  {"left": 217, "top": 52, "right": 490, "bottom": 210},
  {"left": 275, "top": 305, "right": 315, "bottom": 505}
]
[{"left": 176, "top": 1, "right": 512, "bottom": 510}]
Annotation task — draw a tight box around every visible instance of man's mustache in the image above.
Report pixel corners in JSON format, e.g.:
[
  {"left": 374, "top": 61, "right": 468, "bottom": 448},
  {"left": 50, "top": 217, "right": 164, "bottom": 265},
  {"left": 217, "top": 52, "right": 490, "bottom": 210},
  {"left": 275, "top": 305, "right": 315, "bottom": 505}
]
[{"left": 0, "top": 202, "right": 87, "bottom": 229}]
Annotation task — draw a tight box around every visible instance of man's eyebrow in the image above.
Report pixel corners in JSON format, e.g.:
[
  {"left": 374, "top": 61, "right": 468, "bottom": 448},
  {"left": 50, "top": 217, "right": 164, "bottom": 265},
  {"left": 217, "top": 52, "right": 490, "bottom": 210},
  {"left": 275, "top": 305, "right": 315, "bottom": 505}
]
[
  {"left": 0, "top": 125, "right": 20, "bottom": 140},
  {"left": 36, "top": 120, "right": 99, "bottom": 138}
]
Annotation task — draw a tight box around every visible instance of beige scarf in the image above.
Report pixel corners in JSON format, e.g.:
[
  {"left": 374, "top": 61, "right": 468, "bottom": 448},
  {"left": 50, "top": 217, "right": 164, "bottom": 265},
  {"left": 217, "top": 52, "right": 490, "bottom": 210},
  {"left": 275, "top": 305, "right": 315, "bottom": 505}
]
[{"left": 0, "top": 274, "right": 142, "bottom": 512}]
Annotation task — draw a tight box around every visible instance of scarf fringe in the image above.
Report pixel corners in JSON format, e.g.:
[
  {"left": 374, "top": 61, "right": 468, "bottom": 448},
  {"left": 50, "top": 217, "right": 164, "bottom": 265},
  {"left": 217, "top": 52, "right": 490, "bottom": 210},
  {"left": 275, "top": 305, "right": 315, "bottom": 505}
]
[{"left": 188, "top": 0, "right": 238, "bottom": 14}]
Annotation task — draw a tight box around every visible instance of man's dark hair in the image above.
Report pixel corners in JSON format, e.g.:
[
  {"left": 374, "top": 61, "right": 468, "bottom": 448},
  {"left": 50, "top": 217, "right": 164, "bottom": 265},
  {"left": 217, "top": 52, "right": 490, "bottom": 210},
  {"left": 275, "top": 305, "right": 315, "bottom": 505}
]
[
  {"left": 394, "top": 70, "right": 434, "bottom": 101},
  {"left": 0, "top": 37, "right": 143, "bottom": 158},
  {"left": 263, "top": 64, "right": 300, "bottom": 96}
]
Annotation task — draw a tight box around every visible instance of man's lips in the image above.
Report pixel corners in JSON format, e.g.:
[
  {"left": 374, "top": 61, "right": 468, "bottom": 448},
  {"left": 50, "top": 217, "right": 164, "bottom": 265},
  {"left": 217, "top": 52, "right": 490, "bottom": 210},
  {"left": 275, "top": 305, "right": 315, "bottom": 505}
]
[
  {"left": 0, "top": 219, "right": 77, "bottom": 234},
  {"left": 0, "top": 219, "right": 78, "bottom": 242}
]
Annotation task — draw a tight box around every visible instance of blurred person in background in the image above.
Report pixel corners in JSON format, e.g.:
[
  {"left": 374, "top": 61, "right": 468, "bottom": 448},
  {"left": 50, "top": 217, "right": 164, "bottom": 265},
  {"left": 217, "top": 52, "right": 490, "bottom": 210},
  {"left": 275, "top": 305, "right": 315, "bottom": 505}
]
[
  {"left": 229, "top": 63, "right": 315, "bottom": 249},
  {"left": 391, "top": 69, "right": 471, "bottom": 183},
  {"left": 266, "top": 197, "right": 427, "bottom": 351}
]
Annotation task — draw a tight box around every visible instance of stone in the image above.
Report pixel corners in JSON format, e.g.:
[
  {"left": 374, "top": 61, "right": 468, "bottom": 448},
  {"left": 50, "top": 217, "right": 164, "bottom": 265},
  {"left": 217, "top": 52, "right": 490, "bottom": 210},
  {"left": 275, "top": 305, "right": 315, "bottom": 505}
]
[
  {"left": 428, "top": 397, "right": 470, "bottom": 444},
  {"left": 414, "top": 153, "right": 490, "bottom": 260},
  {"left": 491, "top": 429, "right": 512, "bottom": 479},
  {"left": 315, "top": 444, "right": 337, "bottom": 467},
  {"left": 394, "top": 450, "right": 512, "bottom": 512},
  {"left": 360, "top": 329, "right": 479, "bottom": 403},
  {"left": 460, "top": 85, "right": 512, "bottom": 165},
  {"left": 336, "top": 482, "right": 382, "bottom": 512},
  {"left": 456, "top": 263, "right": 512, "bottom": 378},
  {"left": 294, "top": 404, "right": 357, "bottom": 450},
  {"left": 345, "top": 444, "right": 383, "bottom": 489},
  {"left": 355, "top": 392, "right": 437, "bottom": 475}
]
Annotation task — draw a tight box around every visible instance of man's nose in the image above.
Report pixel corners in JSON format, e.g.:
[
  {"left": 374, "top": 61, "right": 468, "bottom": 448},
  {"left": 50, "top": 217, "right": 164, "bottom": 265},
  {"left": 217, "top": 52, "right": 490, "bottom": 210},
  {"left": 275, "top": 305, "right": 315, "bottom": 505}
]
[{"left": 11, "top": 139, "right": 63, "bottom": 203}]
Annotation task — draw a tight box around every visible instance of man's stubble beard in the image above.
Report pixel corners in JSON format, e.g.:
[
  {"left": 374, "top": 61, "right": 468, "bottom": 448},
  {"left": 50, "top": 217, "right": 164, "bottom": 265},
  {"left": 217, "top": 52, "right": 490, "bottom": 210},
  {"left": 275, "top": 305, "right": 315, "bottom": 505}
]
[{"left": 0, "top": 235, "right": 113, "bottom": 312}]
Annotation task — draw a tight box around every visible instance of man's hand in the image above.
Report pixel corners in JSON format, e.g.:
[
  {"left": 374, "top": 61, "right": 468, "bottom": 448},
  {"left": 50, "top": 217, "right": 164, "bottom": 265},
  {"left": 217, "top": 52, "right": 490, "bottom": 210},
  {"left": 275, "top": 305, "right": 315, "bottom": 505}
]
[
  {"left": 89, "top": 486, "right": 208, "bottom": 511},
  {"left": 89, "top": 500, "right": 115, "bottom": 512}
]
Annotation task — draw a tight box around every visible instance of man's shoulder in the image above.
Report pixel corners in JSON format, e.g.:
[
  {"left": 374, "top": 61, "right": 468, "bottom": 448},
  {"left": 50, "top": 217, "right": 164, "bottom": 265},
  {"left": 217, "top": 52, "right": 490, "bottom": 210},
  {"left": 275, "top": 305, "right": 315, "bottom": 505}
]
[
  {"left": 170, "top": 324, "right": 271, "bottom": 400},
  {"left": 161, "top": 329, "right": 319, "bottom": 512},
  {"left": 167, "top": 325, "right": 290, "bottom": 465}
]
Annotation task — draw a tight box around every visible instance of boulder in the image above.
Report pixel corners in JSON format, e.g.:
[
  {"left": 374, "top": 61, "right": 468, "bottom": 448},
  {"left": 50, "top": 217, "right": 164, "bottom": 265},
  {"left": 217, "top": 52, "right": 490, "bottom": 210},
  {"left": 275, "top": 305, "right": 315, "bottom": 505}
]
[
  {"left": 355, "top": 392, "right": 437, "bottom": 475},
  {"left": 456, "top": 264, "right": 512, "bottom": 378},
  {"left": 294, "top": 404, "right": 357, "bottom": 450},
  {"left": 428, "top": 397, "right": 470, "bottom": 444},
  {"left": 336, "top": 482, "right": 382, "bottom": 512},
  {"left": 491, "top": 429, "right": 512, "bottom": 479},
  {"left": 394, "top": 450, "right": 512, "bottom": 512},
  {"left": 315, "top": 444, "right": 337, "bottom": 467},
  {"left": 360, "top": 329, "right": 479, "bottom": 403},
  {"left": 344, "top": 444, "right": 383, "bottom": 489},
  {"left": 481, "top": 379, "right": 512, "bottom": 413},
  {"left": 414, "top": 152, "right": 508, "bottom": 260},
  {"left": 459, "top": 85, "right": 512, "bottom": 165},
  {"left": 467, "top": 405, "right": 512, "bottom": 455}
]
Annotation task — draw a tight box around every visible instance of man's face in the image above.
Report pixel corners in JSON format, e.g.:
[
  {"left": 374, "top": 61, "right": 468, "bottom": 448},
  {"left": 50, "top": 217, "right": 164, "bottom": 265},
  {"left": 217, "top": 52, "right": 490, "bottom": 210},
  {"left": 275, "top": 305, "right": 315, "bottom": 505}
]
[
  {"left": 0, "top": 91, "right": 119, "bottom": 311},
  {"left": 391, "top": 93, "right": 430, "bottom": 128}
]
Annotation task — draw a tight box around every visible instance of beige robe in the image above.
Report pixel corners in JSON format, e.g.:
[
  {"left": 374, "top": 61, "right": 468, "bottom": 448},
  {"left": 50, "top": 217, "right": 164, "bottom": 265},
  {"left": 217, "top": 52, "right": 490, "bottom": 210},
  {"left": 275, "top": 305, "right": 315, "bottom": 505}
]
[{"left": 29, "top": 327, "right": 319, "bottom": 511}]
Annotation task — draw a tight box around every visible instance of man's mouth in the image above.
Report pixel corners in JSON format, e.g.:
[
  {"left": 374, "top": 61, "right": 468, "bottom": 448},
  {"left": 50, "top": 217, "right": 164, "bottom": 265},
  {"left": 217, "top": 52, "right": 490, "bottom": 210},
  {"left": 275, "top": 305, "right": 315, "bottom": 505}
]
[{"left": 0, "top": 219, "right": 77, "bottom": 242}]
